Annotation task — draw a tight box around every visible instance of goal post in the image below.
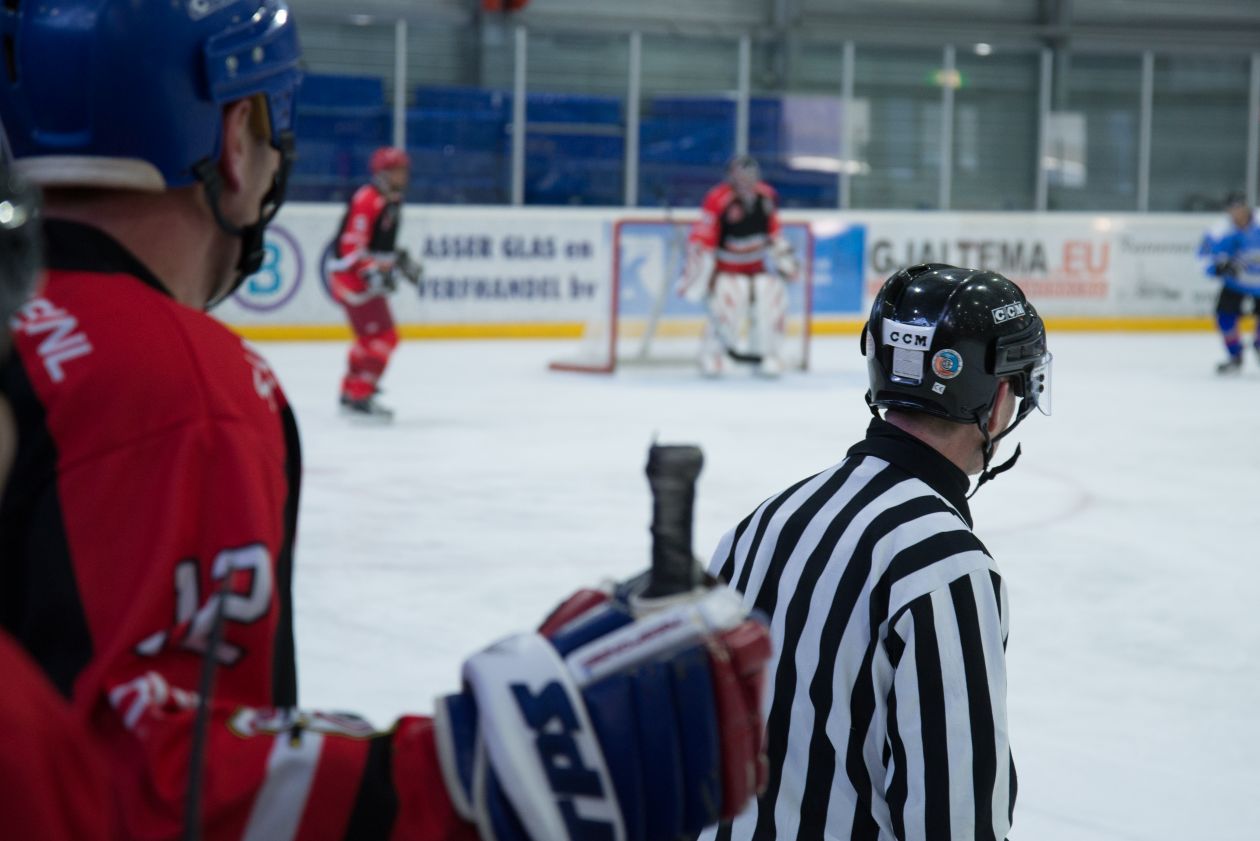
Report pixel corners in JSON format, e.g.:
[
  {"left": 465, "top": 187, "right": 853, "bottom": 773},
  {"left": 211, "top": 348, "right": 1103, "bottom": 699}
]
[{"left": 549, "top": 217, "right": 814, "bottom": 374}]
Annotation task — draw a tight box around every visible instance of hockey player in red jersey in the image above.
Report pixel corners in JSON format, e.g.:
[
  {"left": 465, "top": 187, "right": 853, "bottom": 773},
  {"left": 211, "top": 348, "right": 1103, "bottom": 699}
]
[
  {"left": 0, "top": 154, "right": 114, "bottom": 841},
  {"left": 0, "top": 3, "right": 772, "bottom": 840},
  {"left": 679, "top": 155, "right": 799, "bottom": 377},
  {"left": 329, "top": 146, "right": 417, "bottom": 421}
]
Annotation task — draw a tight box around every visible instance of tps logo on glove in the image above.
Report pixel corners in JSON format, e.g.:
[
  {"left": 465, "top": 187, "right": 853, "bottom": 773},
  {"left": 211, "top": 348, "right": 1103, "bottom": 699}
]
[{"left": 512, "top": 681, "right": 618, "bottom": 840}]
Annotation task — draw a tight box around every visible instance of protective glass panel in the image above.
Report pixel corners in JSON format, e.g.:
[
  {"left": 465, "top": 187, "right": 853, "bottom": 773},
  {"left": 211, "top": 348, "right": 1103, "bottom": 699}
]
[
  {"left": 1150, "top": 55, "right": 1250, "bottom": 211},
  {"left": 1048, "top": 53, "right": 1141, "bottom": 211},
  {"left": 851, "top": 46, "right": 943, "bottom": 210},
  {"left": 525, "top": 32, "right": 628, "bottom": 206},
  {"left": 952, "top": 48, "right": 1040, "bottom": 210},
  {"left": 637, "top": 34, "right": 740, "bottom": 209}
]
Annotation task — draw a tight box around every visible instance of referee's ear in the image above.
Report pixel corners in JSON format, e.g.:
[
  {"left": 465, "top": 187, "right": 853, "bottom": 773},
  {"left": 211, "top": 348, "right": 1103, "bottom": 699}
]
[{"left": 988, "top": 379, "right": 1017, "bottom": 436}]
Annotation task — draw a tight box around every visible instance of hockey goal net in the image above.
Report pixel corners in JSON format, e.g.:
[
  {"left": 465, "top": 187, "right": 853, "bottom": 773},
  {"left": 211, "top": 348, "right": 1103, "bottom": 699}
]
[{"left": 549, "top": 217, "right": 814, "bottom": 374}]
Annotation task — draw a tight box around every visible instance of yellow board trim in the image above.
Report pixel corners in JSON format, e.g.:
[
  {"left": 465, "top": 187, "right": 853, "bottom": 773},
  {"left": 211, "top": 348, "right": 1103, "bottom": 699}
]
[
  {"left": 232, "top": 315, "right": 1234, "bottom": 342},
  {"left": 233, "top": 322, "right": 587, "bottom": 341},
  {"left": 810, "top": 315, "right": 1227, "bottom": 334}
]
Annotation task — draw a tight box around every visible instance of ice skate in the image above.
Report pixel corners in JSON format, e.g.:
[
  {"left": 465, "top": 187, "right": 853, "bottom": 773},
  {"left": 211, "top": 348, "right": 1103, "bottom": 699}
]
[
  {"left": 1217, "top": 355, "right": 1243, "bottom": 375},
  {"left": 699, "top": 350, "right": 726, "bottom": 378},
  {"left": 756, "top": 354, "right": 784, "bottom": 378},
  {"left": 340, "top": 393, "right": 395, "bottom": 423}
]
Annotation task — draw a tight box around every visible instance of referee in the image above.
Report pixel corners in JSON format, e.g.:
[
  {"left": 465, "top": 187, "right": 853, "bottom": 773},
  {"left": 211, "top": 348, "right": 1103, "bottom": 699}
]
[{"left": 704, "top": 264, "right": 1052, "bottom": 841}]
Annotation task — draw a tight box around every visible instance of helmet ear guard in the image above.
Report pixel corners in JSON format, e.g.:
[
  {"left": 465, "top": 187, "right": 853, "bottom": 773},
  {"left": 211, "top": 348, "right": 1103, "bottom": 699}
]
[{"left": 992, "top": 321, "right": 1052, "bottom": 420}]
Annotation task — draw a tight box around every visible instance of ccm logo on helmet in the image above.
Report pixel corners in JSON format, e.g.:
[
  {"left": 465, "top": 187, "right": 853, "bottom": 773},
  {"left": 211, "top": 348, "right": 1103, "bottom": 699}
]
[
  {"left": 881, "top": 321, "right": 935, "bottom": 349},
  {"left": 992, "top": 302, "right": 1026, "bottom": 324},
  {"left": 889, "top": 331, "right": 928, "bottom": 347}
]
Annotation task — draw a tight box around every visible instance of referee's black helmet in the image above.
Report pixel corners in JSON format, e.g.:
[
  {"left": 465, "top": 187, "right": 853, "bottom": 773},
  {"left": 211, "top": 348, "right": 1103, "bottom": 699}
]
[{"left": 862, "top": 263, "right": 1051, "bottom": 427}]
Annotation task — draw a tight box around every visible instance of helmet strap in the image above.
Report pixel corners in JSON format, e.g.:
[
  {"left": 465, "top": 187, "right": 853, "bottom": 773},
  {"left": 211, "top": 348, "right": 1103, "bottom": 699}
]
[
  {"left": 193, "top": 132, "right": 294, "bottom": 309},
  {"left": 968, "top": 443, "right": 1022, "bottom": 499},
  {"left": 967, "top": 408, "right": 1030, "bottom": 498}
]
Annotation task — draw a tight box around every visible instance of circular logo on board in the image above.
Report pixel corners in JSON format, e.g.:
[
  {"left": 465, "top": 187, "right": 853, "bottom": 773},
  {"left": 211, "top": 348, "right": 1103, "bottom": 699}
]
[
  {"left": 233, "top": 224, "right": 304, "bottom": 312},
  {"left": 932, "top": 348, "right": 963, "bottom": 379}
]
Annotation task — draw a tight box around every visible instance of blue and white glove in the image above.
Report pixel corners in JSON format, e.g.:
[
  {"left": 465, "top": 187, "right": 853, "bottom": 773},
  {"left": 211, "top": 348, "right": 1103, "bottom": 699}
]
[{"left": 433, "top": 579, "right": 771, "bottom": 841}]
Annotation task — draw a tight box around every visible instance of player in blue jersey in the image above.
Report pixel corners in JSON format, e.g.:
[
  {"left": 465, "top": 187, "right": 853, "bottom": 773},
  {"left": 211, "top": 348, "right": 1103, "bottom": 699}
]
[{"left": 1200, "top": 191, "right": 1260, "bottom": 374}]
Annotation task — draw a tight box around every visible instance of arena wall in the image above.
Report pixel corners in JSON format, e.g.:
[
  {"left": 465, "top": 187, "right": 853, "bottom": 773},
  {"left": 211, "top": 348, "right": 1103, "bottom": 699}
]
[{"left": 215, "top": 203, "right": 1220, "bottom": 339}]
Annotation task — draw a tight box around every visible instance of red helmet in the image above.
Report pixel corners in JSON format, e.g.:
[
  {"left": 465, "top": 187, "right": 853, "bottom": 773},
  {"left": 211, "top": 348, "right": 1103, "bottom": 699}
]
[{"left": 370, "top": 147, "right": 411, "bottom": 174}]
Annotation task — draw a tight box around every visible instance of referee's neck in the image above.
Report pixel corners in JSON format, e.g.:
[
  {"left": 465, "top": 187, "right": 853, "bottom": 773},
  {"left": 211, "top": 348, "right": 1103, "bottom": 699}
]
[{"left": 883, "top": 411, "right": 980, "bottom": 476}]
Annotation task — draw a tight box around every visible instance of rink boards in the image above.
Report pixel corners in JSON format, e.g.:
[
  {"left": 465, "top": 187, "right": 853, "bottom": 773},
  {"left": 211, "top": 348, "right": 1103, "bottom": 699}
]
[{"left": 215, "top": 203, "right": 1225, "bottom": 339}]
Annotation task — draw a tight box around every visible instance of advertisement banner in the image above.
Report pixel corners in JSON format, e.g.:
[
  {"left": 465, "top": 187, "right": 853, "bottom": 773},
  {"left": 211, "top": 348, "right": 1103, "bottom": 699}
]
[
  {"left": 216, "top": 205, "right": 611, "bottom": 327},
  {"left": 854, "top": 212, "right": 1213, "bottom": 318},
  {"left": 215, "top": 204, "right": 1219, "bottom": 335}
]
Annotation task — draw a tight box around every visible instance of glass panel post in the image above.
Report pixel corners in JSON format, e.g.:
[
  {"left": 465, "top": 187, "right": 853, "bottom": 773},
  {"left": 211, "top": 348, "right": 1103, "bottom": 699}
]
[
  {"left": 625, "top": 32, "right": 642, "bottom": 207},
  {"left": 736, "top": 34, "right": 751, "bottom": 157},
  {"left": 511, "top": 25, "right": 527, "bottom": 206},
  {"left": 939, "top": 45, "right": 955, "bottom": 210},
  {"left": 1137, "top": 50, "right": 1153, "bottom": 211}
]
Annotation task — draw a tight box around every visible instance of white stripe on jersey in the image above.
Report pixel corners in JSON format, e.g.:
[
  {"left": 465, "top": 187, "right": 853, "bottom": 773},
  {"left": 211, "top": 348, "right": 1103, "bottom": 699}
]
[{"left": 241, "top": 728, "right": 324, "bottom": 841}]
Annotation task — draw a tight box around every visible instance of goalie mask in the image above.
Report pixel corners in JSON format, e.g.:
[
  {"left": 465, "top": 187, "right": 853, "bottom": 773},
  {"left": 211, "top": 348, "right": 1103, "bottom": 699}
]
[{"left": 862, "top": 264, "right": 1051, "bottom": 489}]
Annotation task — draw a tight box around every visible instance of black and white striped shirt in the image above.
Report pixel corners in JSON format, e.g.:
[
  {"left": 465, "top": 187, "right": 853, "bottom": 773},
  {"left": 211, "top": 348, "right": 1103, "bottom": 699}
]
[{"left": 703, "top": 419, "right": 1016, "bottom": 841}]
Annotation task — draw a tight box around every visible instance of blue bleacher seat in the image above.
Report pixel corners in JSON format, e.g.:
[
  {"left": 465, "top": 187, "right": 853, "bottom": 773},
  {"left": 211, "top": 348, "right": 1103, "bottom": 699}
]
[
  {"left": 301, "top": 73, "right": 386, "bottom": 108},
  {"left": 288, "top": 79, "right": 815, "bottom": 206}
]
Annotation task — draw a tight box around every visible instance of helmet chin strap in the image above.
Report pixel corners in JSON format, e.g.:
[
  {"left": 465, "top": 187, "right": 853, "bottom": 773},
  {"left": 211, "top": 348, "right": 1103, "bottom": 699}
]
[
  {"left": 968, "top": 408, "right": 1030, "bottom": 499},
  {"left": 193, "top": 133, "right": 294, "bottom": 310},
  {"left": 194, "top": 160, "right": 267, "bottom": 308}
]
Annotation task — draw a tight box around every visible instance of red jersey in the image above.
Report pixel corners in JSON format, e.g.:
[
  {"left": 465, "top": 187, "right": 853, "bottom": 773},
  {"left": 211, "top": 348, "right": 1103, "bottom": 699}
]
[
  {"left": 689, "top": 181, "right": 782, "bottom": 275},
  {"left": 329, "top": 182, "right": 402, "bottom": 305},
  {"left": 0, "top": 630, "right": 113, "bottom": 840},
  {"left": 0, "top": 220, "right": 475, "bottom": 841}
]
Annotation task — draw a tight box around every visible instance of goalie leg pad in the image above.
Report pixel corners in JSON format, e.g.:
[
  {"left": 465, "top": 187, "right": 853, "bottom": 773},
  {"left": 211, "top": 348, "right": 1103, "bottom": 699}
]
[
  {"left": 704, "top": 274, "right": 752, "bottom": 372},
  {"left": 750, "top": 273, "right": 788, "bottom": 364},
  {"left": 708, "top": 274, "right": 752, "bottom": 346}
]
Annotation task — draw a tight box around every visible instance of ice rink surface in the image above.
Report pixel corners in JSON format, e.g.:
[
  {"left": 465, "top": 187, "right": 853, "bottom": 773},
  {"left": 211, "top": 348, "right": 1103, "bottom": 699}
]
[{"left": 260, "top": 331, "right": 1258, "bottom": 841}]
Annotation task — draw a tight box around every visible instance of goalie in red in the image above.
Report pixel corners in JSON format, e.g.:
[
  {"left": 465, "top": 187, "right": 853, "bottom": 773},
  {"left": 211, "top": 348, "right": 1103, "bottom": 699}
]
[
  {"left": 678, "top": 155, "right": 800, "bottom": 377},
  {"left": 328, "top": 146, "right": 422, "bottom": 421}
]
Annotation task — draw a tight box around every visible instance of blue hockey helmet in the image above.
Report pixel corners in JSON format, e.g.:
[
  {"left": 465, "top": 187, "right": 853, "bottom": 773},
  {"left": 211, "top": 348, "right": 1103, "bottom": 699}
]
[{"left": 0, "top": 0, "right": 301, "bottom": 192}]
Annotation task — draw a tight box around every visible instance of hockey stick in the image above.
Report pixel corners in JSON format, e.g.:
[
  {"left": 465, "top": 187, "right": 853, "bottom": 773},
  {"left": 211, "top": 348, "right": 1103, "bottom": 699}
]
[
  {"left": 635, "top": 189, "right": 682, "bottom": 361},
  {"left": 642, "top": 443, "right": 705, "bottom": 598},
  {"left": 183, "top": 577, "right": 232, "bottom": 841}
]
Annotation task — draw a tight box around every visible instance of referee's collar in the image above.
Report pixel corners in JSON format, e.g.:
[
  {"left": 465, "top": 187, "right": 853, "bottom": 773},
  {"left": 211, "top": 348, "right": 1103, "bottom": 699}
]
[{"left": 847, "top": 418, "right": 973, "bottom": 527}]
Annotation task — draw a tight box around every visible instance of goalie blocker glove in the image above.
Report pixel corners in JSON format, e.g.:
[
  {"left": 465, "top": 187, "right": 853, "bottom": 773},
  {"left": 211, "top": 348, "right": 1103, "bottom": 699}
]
[{"left": 434, "top": 581, "right": 771, "bottom": 841}]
